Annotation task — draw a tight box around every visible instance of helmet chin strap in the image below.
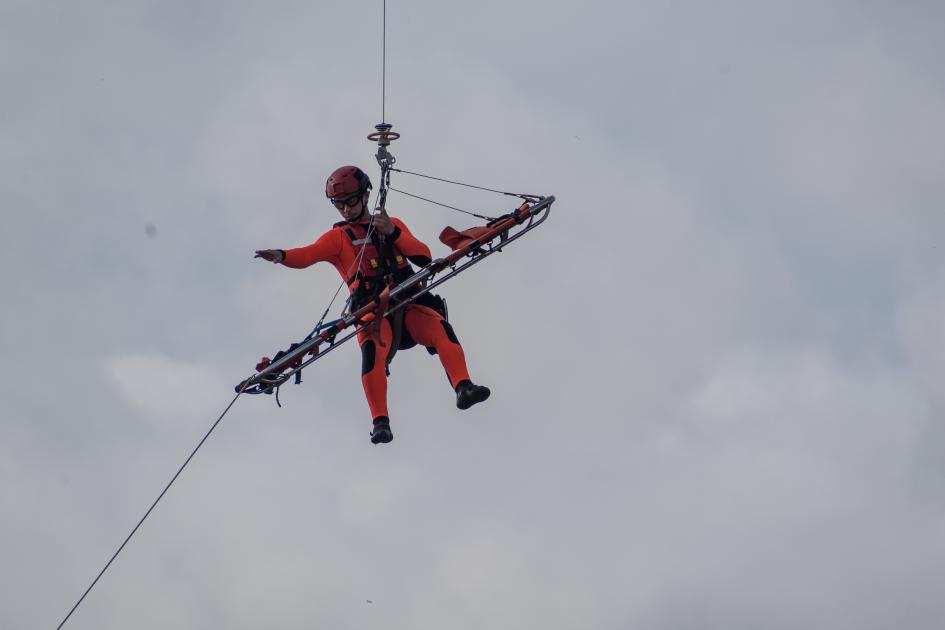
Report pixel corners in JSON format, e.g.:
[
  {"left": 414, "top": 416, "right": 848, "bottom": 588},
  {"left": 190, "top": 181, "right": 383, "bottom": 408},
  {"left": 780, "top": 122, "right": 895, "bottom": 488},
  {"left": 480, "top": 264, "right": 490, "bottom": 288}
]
[{"left": 346, "top": 200, "right": 370, "bottom": 223}]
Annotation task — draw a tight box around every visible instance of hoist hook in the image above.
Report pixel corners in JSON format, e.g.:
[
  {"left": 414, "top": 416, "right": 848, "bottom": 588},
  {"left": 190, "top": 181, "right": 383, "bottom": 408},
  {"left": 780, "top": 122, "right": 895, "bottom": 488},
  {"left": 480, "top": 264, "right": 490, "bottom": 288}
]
[
  {"left": 368, "top": 123, "right": 399, "bottom": 169},
  {"left": 368, "top": 122, "right": 400, "bottom": 208}
]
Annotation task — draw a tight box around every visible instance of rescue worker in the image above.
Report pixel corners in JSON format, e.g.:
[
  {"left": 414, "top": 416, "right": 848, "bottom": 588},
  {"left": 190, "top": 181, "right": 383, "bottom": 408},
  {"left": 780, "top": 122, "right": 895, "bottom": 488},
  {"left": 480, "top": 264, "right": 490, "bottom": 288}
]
[{"left": 254, "top": 165, "right": 490, "bottom": 444}]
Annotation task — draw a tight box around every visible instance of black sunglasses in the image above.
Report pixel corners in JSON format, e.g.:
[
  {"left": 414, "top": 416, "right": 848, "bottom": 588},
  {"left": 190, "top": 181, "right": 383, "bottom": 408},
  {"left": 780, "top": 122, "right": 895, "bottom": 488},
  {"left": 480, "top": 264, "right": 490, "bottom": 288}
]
[{"left": 332, "top": 193, "right": 364, "bottom": 210}]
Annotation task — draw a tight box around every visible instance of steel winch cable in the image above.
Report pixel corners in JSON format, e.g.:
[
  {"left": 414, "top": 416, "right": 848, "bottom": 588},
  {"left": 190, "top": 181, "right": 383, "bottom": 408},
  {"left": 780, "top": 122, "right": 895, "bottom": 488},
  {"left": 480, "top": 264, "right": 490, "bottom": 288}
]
[
  {"left": 390, "top": 167, "right": 535, "bottom": 198},
  {"left": 388, "top": 186, "right": 496, "bottom": 221},
  {"left": 381, "top": 0, "right": 387, "bottom": 123}
]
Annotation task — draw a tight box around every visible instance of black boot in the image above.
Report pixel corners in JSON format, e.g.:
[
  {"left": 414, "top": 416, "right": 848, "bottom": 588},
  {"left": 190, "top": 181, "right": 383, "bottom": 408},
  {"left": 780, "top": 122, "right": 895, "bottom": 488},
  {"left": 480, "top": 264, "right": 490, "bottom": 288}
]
[
  {"left": 455, "top": 380, "right": 490, "bottom": 410},
  {"left": 370, "top": 416, "right": 393, "bottom": 444}
]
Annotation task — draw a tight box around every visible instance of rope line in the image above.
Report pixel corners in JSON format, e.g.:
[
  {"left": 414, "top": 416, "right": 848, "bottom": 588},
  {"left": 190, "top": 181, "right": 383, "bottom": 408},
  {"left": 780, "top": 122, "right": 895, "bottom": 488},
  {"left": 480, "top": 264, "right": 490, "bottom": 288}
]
[{"left": 56, "top": 387, "right": 249, "bottom": 629}]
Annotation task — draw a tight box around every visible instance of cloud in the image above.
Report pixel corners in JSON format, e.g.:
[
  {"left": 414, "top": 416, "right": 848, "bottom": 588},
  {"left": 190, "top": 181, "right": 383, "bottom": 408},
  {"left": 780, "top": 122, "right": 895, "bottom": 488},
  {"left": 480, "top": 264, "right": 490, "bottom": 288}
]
[
  {"left": 4, "top": 1, "right": 945, "bottom": 629},
  {"left": 105, "top": 354, "right": 230, "bottom": 424}
]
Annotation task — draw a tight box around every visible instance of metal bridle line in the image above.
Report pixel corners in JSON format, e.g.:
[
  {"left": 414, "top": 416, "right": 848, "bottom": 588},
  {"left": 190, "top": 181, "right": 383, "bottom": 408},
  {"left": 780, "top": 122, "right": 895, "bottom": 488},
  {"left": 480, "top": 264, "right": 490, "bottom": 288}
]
[
  {"left": 390, "top": 168, "right": 533, "bottom": 198},
  {"left": 388, "top": 186, "right": 496, "bottom": 221}
]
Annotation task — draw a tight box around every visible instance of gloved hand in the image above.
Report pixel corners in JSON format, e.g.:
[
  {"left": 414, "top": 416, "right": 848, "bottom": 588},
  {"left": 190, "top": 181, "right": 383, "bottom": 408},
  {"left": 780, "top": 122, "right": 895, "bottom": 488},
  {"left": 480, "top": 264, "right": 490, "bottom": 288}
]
[
  {"left": 254, "top": 249, "right": 285, "bottom": 263},
  {"left": 372, "top": 207, "right": 395, "bottom": 236}
]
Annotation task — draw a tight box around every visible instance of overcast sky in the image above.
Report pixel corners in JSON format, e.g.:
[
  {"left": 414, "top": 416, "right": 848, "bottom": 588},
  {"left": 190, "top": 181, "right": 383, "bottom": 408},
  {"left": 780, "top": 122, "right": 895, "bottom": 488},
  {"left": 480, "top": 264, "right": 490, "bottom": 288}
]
[{"left": 3, "top": 1, "right": 945, "bottom": 629}]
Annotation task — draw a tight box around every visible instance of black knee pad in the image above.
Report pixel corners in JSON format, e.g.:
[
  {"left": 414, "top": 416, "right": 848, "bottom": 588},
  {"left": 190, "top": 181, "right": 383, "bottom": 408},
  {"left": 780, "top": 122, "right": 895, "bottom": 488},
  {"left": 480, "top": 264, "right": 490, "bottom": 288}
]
[
  {"left": 361, "top": 340, "right": 377, "bottom": 375},
  {"left": 441, "top": 320, "right": 460, "bottom": 345}
]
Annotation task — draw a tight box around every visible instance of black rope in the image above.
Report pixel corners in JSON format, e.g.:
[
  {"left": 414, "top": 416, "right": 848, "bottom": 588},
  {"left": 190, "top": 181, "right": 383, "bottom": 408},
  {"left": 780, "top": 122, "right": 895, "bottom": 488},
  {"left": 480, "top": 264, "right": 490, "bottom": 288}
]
[
  {"left": 388, "top": 186, "right": 496, "bottom": 221},
  {"left": 56, "top": 387, "right": 248, "bottom": 629},
  {"left": 390, "top": 168, "right": 532, "bottom": 197}
]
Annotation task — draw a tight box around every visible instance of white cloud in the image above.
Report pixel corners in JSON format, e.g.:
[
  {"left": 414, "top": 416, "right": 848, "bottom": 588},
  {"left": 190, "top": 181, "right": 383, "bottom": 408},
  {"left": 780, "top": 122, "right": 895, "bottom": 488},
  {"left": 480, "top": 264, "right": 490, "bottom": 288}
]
[
  {"left": 105, "top": 354, "right": 230, "bottom": 424},
  {"left": 4, "top": 2, "right": 945, "bottom": 629}
]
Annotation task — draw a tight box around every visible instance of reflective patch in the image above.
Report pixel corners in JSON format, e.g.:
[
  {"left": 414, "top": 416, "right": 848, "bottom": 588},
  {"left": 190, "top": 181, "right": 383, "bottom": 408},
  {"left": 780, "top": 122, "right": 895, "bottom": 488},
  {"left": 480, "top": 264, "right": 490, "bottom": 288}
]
[
  {"left": 352, "top": 238, "right": 369, "bottom": 245},
  {"left": 370, "top": 259, "right": 378, "bottom": 268},
  {"left": 396, "top": 255, "right": 404, "bottom": 263}
]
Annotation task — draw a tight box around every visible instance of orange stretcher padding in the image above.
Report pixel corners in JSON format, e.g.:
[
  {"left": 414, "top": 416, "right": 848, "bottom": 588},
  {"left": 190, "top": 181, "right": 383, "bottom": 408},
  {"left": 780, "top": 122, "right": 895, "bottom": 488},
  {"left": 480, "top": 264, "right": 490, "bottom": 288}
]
[
  {"left": 438, "top": 225, "right": 494, "bottom": 251},
  {"left": 438, "top": 203, "right": 531, "bottom": 251}
]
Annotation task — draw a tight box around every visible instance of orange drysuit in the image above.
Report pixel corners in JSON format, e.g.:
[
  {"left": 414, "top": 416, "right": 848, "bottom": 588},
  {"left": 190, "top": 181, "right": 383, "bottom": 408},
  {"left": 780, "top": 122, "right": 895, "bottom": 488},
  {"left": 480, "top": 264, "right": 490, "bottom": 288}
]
[{"left": 282, "top": 218, "right": 470, "bottom": 420}]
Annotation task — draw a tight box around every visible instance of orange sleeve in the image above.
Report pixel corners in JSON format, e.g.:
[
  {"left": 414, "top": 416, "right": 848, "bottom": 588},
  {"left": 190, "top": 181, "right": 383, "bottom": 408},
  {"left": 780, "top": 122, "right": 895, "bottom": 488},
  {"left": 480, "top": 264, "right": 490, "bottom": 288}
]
[
  {"left": 282, "top": 229, "right": 343, "bottom": 269},
  {"left": 389, "top": 218, "right": 431, "bottom": 261}
]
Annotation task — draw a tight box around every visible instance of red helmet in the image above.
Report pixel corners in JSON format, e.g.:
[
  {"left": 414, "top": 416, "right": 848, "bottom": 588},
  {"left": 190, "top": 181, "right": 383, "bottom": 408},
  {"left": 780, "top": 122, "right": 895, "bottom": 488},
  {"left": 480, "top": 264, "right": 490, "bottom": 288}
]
[{"left": 325, "top": 166, "right": 372, "bottom": 198}]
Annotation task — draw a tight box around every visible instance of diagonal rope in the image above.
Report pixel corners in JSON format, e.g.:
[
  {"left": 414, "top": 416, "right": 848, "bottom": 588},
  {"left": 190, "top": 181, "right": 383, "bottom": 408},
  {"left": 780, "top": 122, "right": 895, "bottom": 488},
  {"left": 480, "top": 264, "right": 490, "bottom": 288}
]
[
  {"left": 56, "top": 386, "right": 249, "bottom": 629},
  {"left": 389, "top": 186, "right": 496, "bottom": 221}
]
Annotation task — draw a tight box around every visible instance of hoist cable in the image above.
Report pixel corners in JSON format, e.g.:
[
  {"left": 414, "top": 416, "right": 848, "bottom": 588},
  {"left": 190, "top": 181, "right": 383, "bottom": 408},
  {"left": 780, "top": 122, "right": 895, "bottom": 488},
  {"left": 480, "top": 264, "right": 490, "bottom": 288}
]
[
  {"left": 56, "top": 387, "right": 249, "bottom": 629},
  {"left": 381, "top": 0, "right": 387, "bottom": 123},
  {"left": 316, "top": 0, "right": 392, "bottom": 340}
]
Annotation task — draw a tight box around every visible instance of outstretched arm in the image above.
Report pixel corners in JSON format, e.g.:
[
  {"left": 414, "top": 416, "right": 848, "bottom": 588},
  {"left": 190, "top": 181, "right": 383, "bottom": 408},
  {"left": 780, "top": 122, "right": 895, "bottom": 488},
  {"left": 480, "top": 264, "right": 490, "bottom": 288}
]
[
  {"left": 284, "top": 230, "right": 343, "bottom": 268},
  {"left": 254, "top": 230, "right": 344, "bottom": 269}
]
